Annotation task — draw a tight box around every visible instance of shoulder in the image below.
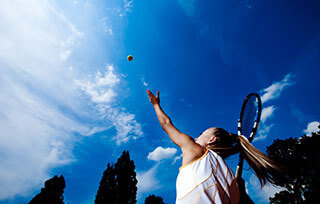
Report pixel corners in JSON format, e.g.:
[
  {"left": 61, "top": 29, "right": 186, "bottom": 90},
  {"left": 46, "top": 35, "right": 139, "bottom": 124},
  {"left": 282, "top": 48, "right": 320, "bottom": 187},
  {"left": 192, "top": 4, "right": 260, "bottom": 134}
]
[{"left": 181, "top": 146, "right": 208, "bottom": 168}]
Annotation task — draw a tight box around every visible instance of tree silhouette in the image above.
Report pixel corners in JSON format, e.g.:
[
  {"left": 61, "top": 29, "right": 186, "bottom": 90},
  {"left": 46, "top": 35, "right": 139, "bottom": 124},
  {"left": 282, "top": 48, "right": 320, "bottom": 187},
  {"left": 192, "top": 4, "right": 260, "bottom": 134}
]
[
  {"left": 144, "top": 194, "right": 165, "bottom": 204},
  {"left": 114, "top": 150, "right": 138, "bottom": 204},
  {"left": 29, "top": 175, "right": 65, "bottom": 204},
  {"left": 267, "top": 123, "right": 320, "bottom": 203},
  {"left": 95, "top": 163, "right": 118, "bottom": 204},
  {"left": 95, "top": 150, "right": 137, "bottom": 204}
]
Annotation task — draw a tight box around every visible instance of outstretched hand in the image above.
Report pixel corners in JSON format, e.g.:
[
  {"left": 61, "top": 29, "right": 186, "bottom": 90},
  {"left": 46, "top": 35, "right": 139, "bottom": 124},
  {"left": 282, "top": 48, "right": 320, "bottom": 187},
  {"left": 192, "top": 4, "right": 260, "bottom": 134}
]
[{"left": 146, "top": 89, "right": 160, "bottom": 105}]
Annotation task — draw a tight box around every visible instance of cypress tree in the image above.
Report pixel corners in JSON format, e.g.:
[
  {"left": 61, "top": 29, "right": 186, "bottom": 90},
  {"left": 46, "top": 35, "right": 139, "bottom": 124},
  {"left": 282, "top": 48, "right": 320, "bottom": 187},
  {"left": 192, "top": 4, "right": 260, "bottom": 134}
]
[
  {"left": 95, "top": 150, "right": 138, "bottom": 204},
  {"left": 95, "top": 163, "right": 118, "bottom": 204},
  {"left": 29, "top": 175, "right": 65, "bottom": 204},
  {"left": 115, "top": 150, "right": 138, "bottom": 204}
]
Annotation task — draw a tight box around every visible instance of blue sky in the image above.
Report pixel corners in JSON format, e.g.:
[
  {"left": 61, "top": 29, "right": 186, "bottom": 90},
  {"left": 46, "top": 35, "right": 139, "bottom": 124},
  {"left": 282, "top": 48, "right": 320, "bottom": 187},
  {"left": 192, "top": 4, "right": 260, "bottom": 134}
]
[{"left": 0, "top": 0, "right": 319, "bottom": 203}]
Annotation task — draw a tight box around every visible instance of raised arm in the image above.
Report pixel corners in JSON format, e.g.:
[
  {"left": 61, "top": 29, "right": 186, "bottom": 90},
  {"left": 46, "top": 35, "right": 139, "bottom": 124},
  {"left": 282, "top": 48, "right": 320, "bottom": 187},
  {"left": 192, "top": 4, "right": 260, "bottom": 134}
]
[{"left": 146, "top": 90, "right": 204, "bottom": 156}]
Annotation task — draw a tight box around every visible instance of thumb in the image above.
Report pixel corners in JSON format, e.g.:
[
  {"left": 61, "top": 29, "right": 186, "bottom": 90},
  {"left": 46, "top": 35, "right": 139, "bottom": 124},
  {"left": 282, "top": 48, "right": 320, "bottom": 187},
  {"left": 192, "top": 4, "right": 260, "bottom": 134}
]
[{"left": 157, "top": 91, "right": 159, "bottom": 98}]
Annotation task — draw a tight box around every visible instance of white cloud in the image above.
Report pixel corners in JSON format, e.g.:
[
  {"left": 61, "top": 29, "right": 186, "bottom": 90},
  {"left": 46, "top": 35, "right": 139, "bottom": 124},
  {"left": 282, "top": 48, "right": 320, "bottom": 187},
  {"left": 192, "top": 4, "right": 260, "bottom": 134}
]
[
  {"left": 261, "top": 106, "right": 276, "bottom": 123},
  {"left": 172, "top": 154, "right": 183, "bottom": 164},
  {"left": 147, "top": 147, "right": 177, "bottom": 161},
  {"left": 60, "top": 50, "right": 72, "bottom": 61},
  {"left": 75, "top": 66, "right": 119, "bottom": 104},
  {"left": 0, "top": 0, "right": 141, "bottom": 200},
  {"left": 303, "top": 121, "right": 320, "bottom": 136},
  {"left": 116, "top": 0, "right": 134, "bottom": 18},
  {"left": 75, "top": 66, "right": 143, "bottom": 145},
  {"left": 111, "top": 110, "right": 143, "bottom": 144},
  {"left": 136, "top": 164, "right": 161, "bottom": 198},
  {"left": 141, "top": 77, "right": 148, "bottom": 87},
  {"left": 260, "top": 73, "right": 294, "bottom": 103},
  {"left": 254, "top": 124, "right": 274, "bottom": 142},
  {"left": 100, "top": 17, "right": 114, "bottom": 36},
  {"left": 254, "top": 73, "right": 294, "bottom": 142},
  {"left": 247, "top": 175, "right": 285, "bottom": 203},
  {"left": 0, "top": 0, "right": 90, "bottom": 199}
]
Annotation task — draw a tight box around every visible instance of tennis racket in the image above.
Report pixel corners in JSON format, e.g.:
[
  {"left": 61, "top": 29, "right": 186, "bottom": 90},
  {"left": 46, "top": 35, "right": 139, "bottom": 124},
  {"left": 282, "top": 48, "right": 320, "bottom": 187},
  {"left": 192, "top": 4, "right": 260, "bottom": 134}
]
[{"left": 235, "top": 93, "right": 262, "bottom": 178}]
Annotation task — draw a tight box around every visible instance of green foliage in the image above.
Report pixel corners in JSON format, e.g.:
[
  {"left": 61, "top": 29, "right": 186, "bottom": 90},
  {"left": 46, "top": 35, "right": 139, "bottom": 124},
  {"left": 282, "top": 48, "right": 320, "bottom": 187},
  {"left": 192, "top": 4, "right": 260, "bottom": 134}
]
[
  {"left": 267, "top": 123, "right": 320, "bottom": 203},
  {"left": 29, "top": 175, "right": 65, "bottom": 204},
  {"left": 95, "top": 150, "right": 138, "bottom": 204},
  {"left": 144, "top": 194, "right": 165, "bottom": 204}
]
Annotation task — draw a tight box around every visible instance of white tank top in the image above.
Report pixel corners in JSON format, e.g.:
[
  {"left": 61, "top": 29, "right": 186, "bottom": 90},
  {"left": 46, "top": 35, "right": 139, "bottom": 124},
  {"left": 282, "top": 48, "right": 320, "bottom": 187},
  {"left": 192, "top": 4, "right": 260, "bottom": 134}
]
[{"left": 176, "top": 149, "right": 240, "bottom": 204}]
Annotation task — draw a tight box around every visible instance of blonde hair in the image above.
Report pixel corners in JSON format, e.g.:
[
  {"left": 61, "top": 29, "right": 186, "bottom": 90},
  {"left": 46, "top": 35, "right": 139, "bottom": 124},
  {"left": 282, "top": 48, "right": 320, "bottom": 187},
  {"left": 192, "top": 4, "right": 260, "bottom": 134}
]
[{"left": 208, "top": 127, "right": 284, "bottom": 187}]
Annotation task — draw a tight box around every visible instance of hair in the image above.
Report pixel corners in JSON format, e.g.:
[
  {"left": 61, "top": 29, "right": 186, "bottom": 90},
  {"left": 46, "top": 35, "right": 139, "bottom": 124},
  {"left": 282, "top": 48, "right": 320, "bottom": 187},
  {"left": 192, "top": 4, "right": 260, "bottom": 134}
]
[{"left": 207, "top": 127, "right": 284, "bottom": 187}]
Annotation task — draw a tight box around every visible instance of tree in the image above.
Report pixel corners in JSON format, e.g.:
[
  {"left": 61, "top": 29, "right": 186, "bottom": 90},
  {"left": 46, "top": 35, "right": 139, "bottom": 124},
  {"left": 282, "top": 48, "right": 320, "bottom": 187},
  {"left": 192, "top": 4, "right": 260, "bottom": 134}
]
[
  {"left": 266, "top": 124, "right": 320, "bottom": 203},
  {"left": 114, "top": 150, "right": 138, "bottom": 204},
  {"left": 95, "top": 150, "right": 138, "bottom": 204},
  {"left": 95, "top": 163, "right": 118, "bottom": 204},
  {"left": 144, "top": 194, "right": 165, "bottom": 204},
  {"left": 29, "top": 175, "right": 65, "bottom": 204}
]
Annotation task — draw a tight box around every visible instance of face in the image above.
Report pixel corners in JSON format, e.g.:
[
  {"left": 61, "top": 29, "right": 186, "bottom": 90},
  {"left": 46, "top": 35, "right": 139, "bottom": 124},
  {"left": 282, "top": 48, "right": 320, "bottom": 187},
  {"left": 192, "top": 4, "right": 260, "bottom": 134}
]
[{"left": 195, "top": 128, "right": 216, "bottom": 147}]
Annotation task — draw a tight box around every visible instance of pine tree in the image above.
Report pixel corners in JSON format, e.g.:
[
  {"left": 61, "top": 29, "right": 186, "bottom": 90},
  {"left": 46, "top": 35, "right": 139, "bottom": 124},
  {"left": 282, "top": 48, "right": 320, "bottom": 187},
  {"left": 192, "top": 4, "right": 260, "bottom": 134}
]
[
  {"left": 29, "top": 175, "right": 65, "bottom": 204},
  {"left": 95, "top": 163, "right": 118, "bottom": 204}
]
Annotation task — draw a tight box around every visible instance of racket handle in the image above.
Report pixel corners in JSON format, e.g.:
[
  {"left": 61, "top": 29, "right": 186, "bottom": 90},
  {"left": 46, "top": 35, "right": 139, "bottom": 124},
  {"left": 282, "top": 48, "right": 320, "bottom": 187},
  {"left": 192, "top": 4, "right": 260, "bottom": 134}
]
[{"left": 236, "top": 155, "right": 244, "bottom": 178}]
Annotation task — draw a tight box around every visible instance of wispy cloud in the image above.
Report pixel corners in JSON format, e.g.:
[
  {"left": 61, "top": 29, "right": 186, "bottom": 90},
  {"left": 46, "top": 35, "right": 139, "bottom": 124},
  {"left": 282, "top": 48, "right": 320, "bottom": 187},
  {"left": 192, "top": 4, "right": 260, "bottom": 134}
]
[
  {"left": 147, "top": 147, "right": 177, "bottom": 162},
  {"left": 100, "top": 17, "right": 114, "bottom": 36},
  {"left": 0, "top": 0, "right": 141, "bottom": 200},
  {"left": 136, "top": 164, "right": 161, "bottom": 198},
  {"left": 303, "top": 121, "right": 320, "bottom": 136},
  {"left": 141, "top": 77, "right": 148, "bottom": 87},
  {"left": 260, "top": 73, "right": 294, "bottom": 104},
  {"left": 254, "top": 124, "right": 274, "bottom": 142},
  {"left": 75, "top": 65, "right": 143, "bottom": 145},
  {"left": 172, "top": 154, "right": 183, "bottom": 164},
  {"left": 255, "top": 106, "right": 276, "bottom": 142},
  {"left": 247, "top": 175, "right": 285, "bottom": 203},
  {"left": 0, "top": 0, "right": 89, "bottom": 199},
  {"left": 261, "top": 106, "right": 276, "bottom": 123},
  {"left": 116, "top": 0, "right": 134, "bottom": 18},
  {"left": 75, "top": 66, "right": 119, "bottom": 104},
  {"left": 255, "top": 73, "right": 295, "bottom": 142}
]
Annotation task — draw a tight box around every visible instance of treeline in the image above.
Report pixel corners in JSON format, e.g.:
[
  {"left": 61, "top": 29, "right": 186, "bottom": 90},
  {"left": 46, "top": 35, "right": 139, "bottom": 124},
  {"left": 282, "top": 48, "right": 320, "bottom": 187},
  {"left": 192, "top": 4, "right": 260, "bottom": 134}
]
[
  {"left": 29, "top": 124, "right": 320, "bottom": 203},
  {"left": 29, "top": 151, "right": 165, "bottom": 204}
]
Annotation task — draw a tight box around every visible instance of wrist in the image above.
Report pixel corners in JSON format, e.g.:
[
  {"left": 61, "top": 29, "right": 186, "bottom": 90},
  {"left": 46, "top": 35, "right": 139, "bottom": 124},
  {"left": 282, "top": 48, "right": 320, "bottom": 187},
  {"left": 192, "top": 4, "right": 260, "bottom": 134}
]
[{"left": 153, "top": 103, "right": 160, "bottom": 107}]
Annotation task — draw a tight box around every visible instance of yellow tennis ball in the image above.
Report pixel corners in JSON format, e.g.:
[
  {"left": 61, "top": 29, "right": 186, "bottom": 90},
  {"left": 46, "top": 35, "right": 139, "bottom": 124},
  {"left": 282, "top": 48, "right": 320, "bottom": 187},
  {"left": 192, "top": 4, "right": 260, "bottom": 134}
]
[{"left": 127, "top": 55, "right": 133, "bottom": 61}]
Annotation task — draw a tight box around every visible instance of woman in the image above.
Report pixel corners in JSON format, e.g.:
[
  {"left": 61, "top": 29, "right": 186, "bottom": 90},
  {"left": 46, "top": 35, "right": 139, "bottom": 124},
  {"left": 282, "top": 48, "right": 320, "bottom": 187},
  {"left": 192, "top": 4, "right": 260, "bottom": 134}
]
[{"left": 146, "top": 89, "right": 283, "bottom": 204}]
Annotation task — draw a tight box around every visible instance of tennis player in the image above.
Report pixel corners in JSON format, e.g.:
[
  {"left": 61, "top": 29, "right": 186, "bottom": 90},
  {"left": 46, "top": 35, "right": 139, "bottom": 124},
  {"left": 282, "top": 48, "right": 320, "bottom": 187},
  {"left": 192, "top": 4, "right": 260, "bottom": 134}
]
[{"left": 146, "top": 89, "right": 283, "bottom": 204}]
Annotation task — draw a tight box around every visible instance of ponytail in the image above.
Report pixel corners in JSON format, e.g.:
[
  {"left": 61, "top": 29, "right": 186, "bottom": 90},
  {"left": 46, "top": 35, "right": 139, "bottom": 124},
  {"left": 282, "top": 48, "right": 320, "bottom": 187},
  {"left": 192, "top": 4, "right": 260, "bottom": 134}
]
[
  {"left": 237, "top": 135, "right": 284, "bottom": 187},
  {"left": 208, "top": 127, "right": 284, "bottom": 187}
]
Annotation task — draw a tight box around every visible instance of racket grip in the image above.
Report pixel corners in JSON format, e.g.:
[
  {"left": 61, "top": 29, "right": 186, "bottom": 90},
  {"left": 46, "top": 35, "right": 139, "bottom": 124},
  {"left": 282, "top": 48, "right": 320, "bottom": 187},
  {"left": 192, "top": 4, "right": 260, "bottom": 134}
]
[
  {"left": 235, "top": 165, "right": 243, "bottom": 178},
  {"left": 236, "top": 156, "right": 244, "bottom": 178}
]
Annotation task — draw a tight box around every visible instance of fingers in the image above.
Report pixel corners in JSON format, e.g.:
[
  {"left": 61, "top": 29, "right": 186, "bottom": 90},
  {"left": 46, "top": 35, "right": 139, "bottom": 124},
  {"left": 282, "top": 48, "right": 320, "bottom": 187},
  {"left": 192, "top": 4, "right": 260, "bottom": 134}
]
[
  {"left": 146, "top": 89, "right": 153, "bottom": 96},
  {"left": 146, "top": 89, "right": 158, "bottom": 97}
]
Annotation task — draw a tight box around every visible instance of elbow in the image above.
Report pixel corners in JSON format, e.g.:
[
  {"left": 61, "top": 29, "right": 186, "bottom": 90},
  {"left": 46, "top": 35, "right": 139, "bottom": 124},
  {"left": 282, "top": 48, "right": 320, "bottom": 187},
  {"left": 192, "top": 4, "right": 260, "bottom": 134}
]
[{"left": 160, "top": 118, "right": 172, "bottom": 128}]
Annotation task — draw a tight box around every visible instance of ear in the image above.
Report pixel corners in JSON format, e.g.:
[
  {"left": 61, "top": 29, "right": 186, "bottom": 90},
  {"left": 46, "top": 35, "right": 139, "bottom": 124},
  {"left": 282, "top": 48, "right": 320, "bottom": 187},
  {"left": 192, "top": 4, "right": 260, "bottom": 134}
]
[{"left": 208, "top": 136, "right": 217, "bottom": 145}]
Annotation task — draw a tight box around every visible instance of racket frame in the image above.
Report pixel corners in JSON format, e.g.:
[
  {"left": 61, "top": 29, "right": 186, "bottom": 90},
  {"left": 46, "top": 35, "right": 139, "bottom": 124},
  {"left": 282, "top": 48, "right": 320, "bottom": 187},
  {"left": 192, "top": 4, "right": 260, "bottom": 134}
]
[{"left": 235, "top": 93, "right": 262, "bottom": 178}]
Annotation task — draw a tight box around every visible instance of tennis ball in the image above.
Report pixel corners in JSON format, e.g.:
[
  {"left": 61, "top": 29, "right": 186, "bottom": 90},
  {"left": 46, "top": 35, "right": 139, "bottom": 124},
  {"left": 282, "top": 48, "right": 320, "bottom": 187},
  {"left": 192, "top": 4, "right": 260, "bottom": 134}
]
[{"left": 127, "top": 55, "right": 133, "bottom": 61}]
